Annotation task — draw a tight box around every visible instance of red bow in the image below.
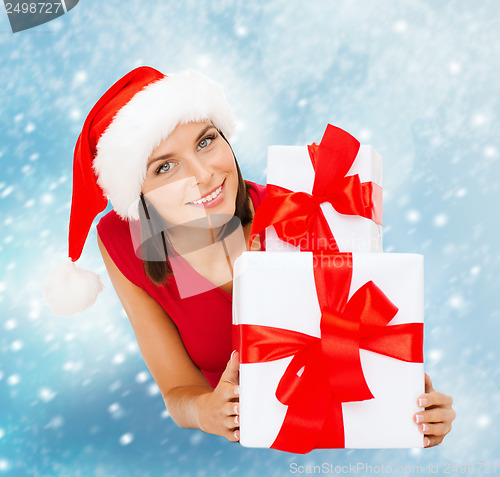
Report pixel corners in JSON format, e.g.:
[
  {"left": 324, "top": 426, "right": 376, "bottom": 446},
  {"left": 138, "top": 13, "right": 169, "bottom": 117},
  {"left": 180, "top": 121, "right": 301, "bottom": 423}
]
[
  {"left": 250, "top": 125, "right": 382, "bottom": 252},
  {"left": 234, "top": 253, "right": 423, "bottom": 453}
]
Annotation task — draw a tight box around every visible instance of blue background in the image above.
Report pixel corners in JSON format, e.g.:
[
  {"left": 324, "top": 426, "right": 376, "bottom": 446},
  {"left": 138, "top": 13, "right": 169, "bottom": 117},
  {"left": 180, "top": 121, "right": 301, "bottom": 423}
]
[{"left": 0, "top": 0, "right": 498, "bottom": 475}]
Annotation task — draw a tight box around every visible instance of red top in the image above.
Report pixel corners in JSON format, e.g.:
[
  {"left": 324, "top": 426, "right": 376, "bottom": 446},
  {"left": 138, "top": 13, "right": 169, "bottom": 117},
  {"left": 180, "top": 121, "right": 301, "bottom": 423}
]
[{"left": 96, "top": 180, "right": 266, "bottom": 389}]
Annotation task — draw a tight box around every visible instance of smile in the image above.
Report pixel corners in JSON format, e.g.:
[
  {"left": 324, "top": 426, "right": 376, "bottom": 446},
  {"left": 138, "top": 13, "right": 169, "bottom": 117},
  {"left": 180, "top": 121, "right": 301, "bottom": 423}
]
[{"left": 188, "top": 180, "right": 225, "bottom": 205}]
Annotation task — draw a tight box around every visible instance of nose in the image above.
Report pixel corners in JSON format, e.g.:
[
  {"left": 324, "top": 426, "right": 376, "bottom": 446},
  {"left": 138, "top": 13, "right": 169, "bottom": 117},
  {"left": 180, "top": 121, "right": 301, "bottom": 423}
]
[{"left": 187, "top": 155, "right": 213, "bottom": 185}]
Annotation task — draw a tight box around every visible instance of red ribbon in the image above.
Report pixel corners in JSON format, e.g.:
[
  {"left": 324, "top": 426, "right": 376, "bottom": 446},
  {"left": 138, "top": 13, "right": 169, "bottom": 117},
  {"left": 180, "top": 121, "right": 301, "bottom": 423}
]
[
  {"left": 250, "top": 124, "right": 382, "bottom": 252},
  {"left": 234, "top": 253, "right": 423, "bottom": 453}
]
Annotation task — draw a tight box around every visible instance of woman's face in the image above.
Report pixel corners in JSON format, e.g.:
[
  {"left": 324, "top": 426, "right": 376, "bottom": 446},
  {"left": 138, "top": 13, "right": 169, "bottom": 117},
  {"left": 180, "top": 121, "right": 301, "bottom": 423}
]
[{"left": 141, "top": 120, "right": 239, "bottom": 228}]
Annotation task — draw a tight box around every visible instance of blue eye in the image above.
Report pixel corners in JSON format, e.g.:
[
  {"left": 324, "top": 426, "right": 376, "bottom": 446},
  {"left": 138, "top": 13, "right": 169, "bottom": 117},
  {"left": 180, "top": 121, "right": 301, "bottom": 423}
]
[
  {"left": 197, "top": 134, "right": 216, "bottom": 150},
  {"left": 156, "top": 162, "right": 173, "bottom": 175}
]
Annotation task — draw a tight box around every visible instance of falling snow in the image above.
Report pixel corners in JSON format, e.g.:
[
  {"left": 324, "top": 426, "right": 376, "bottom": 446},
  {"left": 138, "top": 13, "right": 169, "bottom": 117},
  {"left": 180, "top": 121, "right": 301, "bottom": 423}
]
[
  {"left": 38, "top": 387, "right": 57, "bottom": 402},
  {"left": 0, "top": 0, "right": 498, "bottom": 475},
  {"left": 6, "top": 374, "right": 21, "bottom": 386},
  {"left": 135, "top": 371, "right": 150, "bottom": 384},
  {"left": 119, "top": 433, "right": 134, "bottom": 446}
]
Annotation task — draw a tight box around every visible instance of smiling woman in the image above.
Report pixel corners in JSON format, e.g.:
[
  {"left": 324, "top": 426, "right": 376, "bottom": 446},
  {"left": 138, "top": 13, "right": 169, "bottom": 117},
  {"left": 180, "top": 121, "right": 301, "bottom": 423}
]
[
  {"left": 42, "top": 66, "right": 263, "bottom": 443},
  {"left": 141, "top": 122, "right": 239, "bottom": 227},
  {"left": 139, "top": 121, "right": 254, "bottom": 287},
  {"left": 42, "top": 66, "right": 455, "bottom": 448}
]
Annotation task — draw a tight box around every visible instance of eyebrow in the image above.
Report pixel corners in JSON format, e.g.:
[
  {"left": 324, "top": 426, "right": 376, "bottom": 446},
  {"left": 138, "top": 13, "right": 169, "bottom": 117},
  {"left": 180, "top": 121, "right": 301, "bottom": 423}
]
[{"left": 146, "top": 125, "right": 217, "bottom": 170}]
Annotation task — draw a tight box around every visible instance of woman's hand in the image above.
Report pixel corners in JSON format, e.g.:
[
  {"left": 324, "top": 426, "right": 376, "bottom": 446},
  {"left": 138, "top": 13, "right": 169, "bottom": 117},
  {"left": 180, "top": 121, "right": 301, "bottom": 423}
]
[
  {"left": 197, "top": 351, "right": 240, "bottom": 442},
  {"left": 414, "top": 373, "right": 456, "bottom": 447}
]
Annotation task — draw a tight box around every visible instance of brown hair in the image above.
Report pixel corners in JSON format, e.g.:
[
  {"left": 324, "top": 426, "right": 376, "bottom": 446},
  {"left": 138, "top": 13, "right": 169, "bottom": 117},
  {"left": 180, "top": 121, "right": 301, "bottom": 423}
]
[{"left": 138, "top": 132, "right": 253, "bottom": 286}]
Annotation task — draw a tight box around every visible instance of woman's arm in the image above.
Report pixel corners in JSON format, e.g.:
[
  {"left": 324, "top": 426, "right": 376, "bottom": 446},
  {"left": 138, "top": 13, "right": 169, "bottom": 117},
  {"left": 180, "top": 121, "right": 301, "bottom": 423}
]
[{"left": 97, "top": 233, "right": 240, "bottom": 441}]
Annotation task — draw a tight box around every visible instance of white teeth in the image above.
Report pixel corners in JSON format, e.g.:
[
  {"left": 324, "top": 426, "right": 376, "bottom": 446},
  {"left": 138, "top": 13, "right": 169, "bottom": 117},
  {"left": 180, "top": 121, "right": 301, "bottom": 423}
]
[{"left": 191, "top": 184, "right": 223, "bottom": 205}]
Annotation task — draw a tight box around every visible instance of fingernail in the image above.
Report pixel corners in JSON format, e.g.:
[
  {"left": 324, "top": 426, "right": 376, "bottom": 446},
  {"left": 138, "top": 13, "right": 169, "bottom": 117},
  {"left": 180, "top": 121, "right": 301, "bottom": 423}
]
[
  {"left": 233, "top": 404, "right": 239, "bottom": 414},
  {"left": 231, "top": 350, "right": 236, "bottom": 361},
  {"left": 418, "top": 398, "right": 427, "bottom": 407},
  {"left": 234, "top": 415, "right": 239, "bottom": 424},
  {"left": 421, "top": 423, "right": 429, "bottom": 432},
  {"left": 234, "top": 431, "right": 239, "bottom": 440},
  {"left": 415, "top": 414, "right": 423, "bottom": 423},
  {"left": 234, "top": 386, "right": 240, "bottom": 396},
  {"left": 424, "top": 437, "right": 430, "bottom": 447}
]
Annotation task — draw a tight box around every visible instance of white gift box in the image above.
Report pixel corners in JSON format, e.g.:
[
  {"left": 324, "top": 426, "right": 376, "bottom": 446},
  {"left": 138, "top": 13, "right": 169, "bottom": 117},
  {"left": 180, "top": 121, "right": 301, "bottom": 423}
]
[
  {"left": 232, "top": 251, "right": 424, "bottom": 450},
  {"left": 265, "top": 143, "right": 383, "bottom": 252}
]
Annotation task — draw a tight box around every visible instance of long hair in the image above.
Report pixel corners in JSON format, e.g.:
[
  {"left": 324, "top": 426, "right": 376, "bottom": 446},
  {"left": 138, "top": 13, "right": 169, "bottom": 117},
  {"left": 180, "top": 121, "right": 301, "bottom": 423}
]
[{"left": 138, "top": 131, "right": 253, "bottom": 286}]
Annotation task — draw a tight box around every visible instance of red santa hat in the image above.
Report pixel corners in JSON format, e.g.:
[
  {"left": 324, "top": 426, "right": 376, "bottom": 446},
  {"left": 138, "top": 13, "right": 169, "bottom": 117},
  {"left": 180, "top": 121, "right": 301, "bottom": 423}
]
[{"left": 43, "top": 66, "right": 236, "bottom": 316}]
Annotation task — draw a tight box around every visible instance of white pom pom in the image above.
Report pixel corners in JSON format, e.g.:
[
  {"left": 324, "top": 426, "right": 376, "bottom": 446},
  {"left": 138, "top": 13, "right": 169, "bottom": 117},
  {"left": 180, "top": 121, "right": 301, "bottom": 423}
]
[{"left": 43, "top": 259, "right": 105, "bottom": 317}]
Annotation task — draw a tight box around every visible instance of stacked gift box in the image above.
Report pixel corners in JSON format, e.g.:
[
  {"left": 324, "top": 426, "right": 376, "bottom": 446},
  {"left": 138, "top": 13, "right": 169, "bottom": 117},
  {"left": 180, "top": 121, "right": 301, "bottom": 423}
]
[{"left": 232, "top": 124, "right": 425, "bottom": 453}]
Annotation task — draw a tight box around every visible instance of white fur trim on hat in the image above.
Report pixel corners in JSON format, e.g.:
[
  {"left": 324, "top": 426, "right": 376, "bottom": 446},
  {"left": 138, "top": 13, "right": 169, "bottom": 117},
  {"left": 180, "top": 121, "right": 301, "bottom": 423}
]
[{"left": 92, "top": 70, "right": 236, "bottom": 221}]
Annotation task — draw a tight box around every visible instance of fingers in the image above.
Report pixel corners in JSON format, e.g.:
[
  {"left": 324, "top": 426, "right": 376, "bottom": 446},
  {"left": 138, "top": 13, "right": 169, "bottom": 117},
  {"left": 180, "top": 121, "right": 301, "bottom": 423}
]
[
  {"left": 223, "top": 410, "right": 240, "bottom": 443},
  {"left": 424, "top": 373, "right": 435, "bottom": 393},
  {"left": 414, "top": 404, "right": 455, "bottom": 449},
  {"left": 224, "top": 414, "right": 239, "bottom": 429},
  {"left": 222, "top": 426, "right": 239, "bottom": 442},
  {"left": 223, "top": 401, "right": 239, "bottom": 429},
  {"left": 226, "top": 429, "right": 240, "bottom": 442},
  {"left": 222, "top": 390, "right": 240, "bottom": 443},
  {"left": 418, "top": 421, "right": 452, "bottom": 438},
  {"left": 224, "top": 401, "right": 239, "bottom": 417},
  {"left": 211, "top": 351, "right": 241, "bottom": 442},
  {"left": 220, "top": 351, "right": 240, "bottom": 399},
  {"left": 221, "top": 350, "right": 240, "bottom": 385},
  {"left": 221, "top": 383, "right": 239, "bottom": 401},
  {"left": 415, "top": 407, "right": 456, "bottom": 425},
  {"left": 418, "top": 391, "right": 453, "bottom": 409},
  {"left": 424, "top": 435, "right": 444, "bottom": 448},
  {"left": 414, "top": 381, "right": 456, "bottom": 449}
]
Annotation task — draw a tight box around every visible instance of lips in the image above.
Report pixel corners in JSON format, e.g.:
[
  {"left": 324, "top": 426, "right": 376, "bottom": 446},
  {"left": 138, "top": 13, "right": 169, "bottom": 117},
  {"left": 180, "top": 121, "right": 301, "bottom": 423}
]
[{"left": 187, "top": 179, "right": 225, "bottom": 205}]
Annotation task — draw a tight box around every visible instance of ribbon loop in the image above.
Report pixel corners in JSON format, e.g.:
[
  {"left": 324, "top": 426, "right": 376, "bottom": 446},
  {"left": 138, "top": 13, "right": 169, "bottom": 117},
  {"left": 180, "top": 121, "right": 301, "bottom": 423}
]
[
  {"left": 275, "top": 344, "right": 318, "bottom": 406},
  {"left": 250, "top": 124, "right": 382, "bottom": 252},
  {"left": 320, "top": 307, "right": 374, "bottom": 403},
  {"left": 345, "top": 280, "right": 399, "bottom": 328}
]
